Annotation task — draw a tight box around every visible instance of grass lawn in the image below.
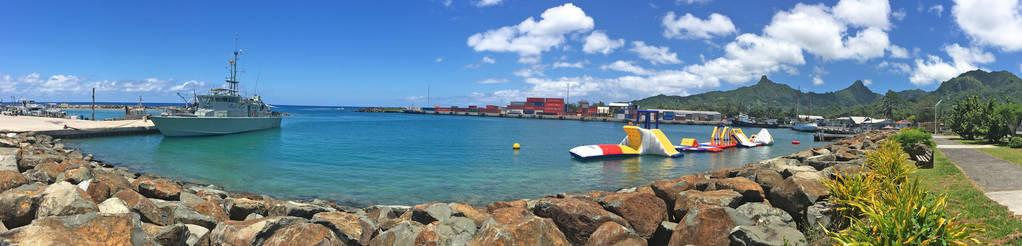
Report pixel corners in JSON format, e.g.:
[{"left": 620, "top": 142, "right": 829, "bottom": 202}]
[
  {"left": 950, "top": 138, "right": 1022, "bottom": 167},
  {"left": 914, "top": 150, "right": 1022, "bottom": 244},
  {"left": 977, "top": 147, "right": 1022, "bottom": 167}
]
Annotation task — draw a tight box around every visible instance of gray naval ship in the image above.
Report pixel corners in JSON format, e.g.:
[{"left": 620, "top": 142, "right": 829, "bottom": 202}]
[{"left": 151, "top": 42, "right": 282, "bottom": 137}]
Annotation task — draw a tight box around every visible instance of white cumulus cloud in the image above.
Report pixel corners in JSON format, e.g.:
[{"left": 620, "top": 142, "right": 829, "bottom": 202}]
[
  {"left": 661, "top": 12, "right": 737, "bottom": 39},
  {"left": 600, "top": 60, "right": 651, "bottom": 75},
  {"left": 763, "top": 3, "right": 891, "bottom": 61},
  {"left": 629, "top": 41, "right": 681, "bottom": 65},
  {"left": 952, "top": 0, "right": 1022, "bottom": 51},
  {"left": 476, "top": 0, "right": 501, "bottom": 7},
  {"left": 553, "top": 61, "right": 584, "bottom": 69},
  {"left": 582, "top": 31, "right": 625, "bottom": 55},
  {"left": 909, "top": 43, "right": 995, "bottom": 85},
  {"left": 467, "top": 3, "right": 594, "bottom": 63},
  {"left": 833, "top": 0, "right": 892, "bottom": 29},
  {"left": 477, "top": 77, "right": 510, "bottom": 84},
  {"left": 929, "top": 5, "right": 944, "bottom": 17}
]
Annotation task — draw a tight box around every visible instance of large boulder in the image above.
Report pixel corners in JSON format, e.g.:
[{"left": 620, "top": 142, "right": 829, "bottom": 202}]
[
  {"left": 61, "top": 166, "right": 93, "bottom": 184},
  {"left": 414, "top": 217, "right": 478, "bottom": 246},
  {"left": 711, "top": 177, "right": 765, "bottom": 203},
  {"left": 650, "top": 175, "right": 706, "bottom": 217},
  {"left": 0, "top": 183, "right": 47, "bottom": 229},
  {"left": 83, "top": 179, "right": 114, "bottom": 203},
  {"left": 97, "top": 197, "right": 132, "bottom": 214},
  {"left": 225, "top": 197, "right": 269, "bottom": 220},
  {"left": 767, "top": 173, "right": 830, "bottom": 224},
  {"left": 133, "top": 176, "right": 182, "bottom": 201},
  {"left": 0, "top": 147, "right": 18, "bottom": 172},
  {"left": 410, "top": 202, "right": 453, "bottom": 225},
  {"left": 0, "top": 212, "right": 154, "bottom": 245},
  {"left": 0, "top": 170, "right": 27, "bottom": 193},
  {"left": 115, "top": 189, "right": 167, "bottom": 225},
  {"left": 806, "top": 201, "right": 838, "bottom": 231},
  {"left": 187, "top": 185, "right": 229, "bottom": 199},
  {"left": 261, "top": 220, "right": 344, "bottom": 246},
  {"left": 821, "top": 164, "right": 871, "bottom": 179},
  {"left": 450, "top": 202, "right": 490, "bottom": 227},
  {"left": 668, "top": 206, "right": 736, "bottom": 246},
  {"left": 486, "top": 199, "right": 529, "bottom": 212},
  {"left": 730, "top": 203, "right": 795, "bottom": 228},
  {"left": 267, "top": 200, "right": 334, "bottom": 219},
  {"left": 207, "top": 216, "right": 306, "bottom": 245},
  {"left": 167, "top": 202, "right": 218, "bottom": 229},
  {"left": 311, "top": 211, "right": 375, "bottom": 245},
  {"left": 36, "top": 181, "right": 98, "bottom": 217},
  {"left": 185, "top": 224, "right": 210, "bottom": 246},
  {"left": 751, "top": 169, "right": 784, "bottom": 193},
  {"left": 92, "top": 169, "right": 135, "bottom": 194},
  {"left": 366, "top": 205, "right": 411, "bottom": 231},
  {"left": 597, "top": 192, "right": 666, "bottom": 237},
  {"left": 729, "top": 225, "right": 807, "bottom": 246},
  {"left": 468, "top": 207, "right": 570, "bottom": 246},
  {"left": 142, "top": 223, "right": 190, "bottom": 246},
  {"left": 32, "top": 161, "right": 71, "bottom": 182},
  {"left": 584, "top": 221, "right": 646, "bottom": 246},
  {"left": 671, "top": 190, "right": 741, "bottom": 221},
  {"left": 532, "top": 198, "right": 631, "bottom": 245},
  {"left": 370, "top": 220, "right": 424, "bottom": 246},
  {"left": 191, "top": 197, "right": 230, "bottom": 223}
]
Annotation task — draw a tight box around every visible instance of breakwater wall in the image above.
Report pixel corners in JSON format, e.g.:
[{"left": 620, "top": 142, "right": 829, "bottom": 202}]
[
  {"left": 407, "top": 110, "right": 727, "bottom": 126},
  {"left": 0, "top": 129, "right": 893, "bottom": 245}
]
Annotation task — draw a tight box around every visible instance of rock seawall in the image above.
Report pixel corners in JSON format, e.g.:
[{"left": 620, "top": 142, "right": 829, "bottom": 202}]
[{"left": 0, "top": 130, "right": 894, "bottom": 245}]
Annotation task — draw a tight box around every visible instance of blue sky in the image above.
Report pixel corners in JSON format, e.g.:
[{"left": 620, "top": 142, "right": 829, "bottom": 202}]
[{"left": 2, "top": 0, "right": 1021, "bottom": 106}]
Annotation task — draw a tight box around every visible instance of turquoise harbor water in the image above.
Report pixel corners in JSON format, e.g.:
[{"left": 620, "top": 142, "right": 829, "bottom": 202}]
[{"left": 66, "top": 106, "right": 826, "bottom": 206}]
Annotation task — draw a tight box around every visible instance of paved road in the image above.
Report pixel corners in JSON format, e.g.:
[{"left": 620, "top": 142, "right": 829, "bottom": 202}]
[{"left": 935, "top": 136, "right": 1022, "bottom": 216}]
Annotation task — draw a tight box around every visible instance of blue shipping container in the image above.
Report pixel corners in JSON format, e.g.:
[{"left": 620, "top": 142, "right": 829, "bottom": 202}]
[{"left": 534, "top": 102, "right": 545, "bottom": 106}]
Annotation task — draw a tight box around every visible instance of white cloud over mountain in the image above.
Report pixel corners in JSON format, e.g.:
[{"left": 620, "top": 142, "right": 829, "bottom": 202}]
[
  {"left": 909, "top": 43, "right": 995, "bottom": 85},
  {"left": 459, "top": 0, "right": 916, "bottom": 102}
]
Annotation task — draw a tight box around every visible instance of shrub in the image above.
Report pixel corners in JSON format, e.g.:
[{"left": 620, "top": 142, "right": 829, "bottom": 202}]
[
  {"left": 828, "top": 179, "right": 984, "bottom": 245},
  {"left": 866, "top": 139, "right": 915, "bottom": 185},
  {"left": 826, "top": 138, "right": 985, "bottom": 244},
  {"left": 1010, "top": 136, "right": 1022, "bottom": 149},
  {"left": 890, "top": 128, "right": 934, "bottom": 151}
]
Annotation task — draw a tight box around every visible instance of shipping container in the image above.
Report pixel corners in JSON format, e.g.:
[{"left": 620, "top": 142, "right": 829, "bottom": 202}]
[
  {"left": 534, "top": 102, "right": 545, "bottom": 106},
  {"left": 526, "top": 98, "right": 545, "bottom": 103},
  {"left": 545, "top": 98, "right": 564, "bottom": 103},
  {"left": 510, "top": 101, "right": 526, "bottom": 106},
  {"left": 523, "top": 110, "right": 535, "bottom": 114}
]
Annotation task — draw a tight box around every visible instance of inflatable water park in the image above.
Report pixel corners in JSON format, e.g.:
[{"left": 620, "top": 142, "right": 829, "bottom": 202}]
[{"left": 569, "top": 111, "right": 774, "bottom": 160}]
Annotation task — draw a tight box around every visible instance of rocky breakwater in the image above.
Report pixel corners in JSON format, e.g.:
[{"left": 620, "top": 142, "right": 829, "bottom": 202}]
[{"left": 0, "top": 130, "right": 894, "bottom": 245}]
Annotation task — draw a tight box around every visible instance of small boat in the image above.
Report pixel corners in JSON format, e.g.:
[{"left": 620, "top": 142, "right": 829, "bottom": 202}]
[
  {"left": 731, "top": 114, "right": 779, "bottom": 128},
  {"left": 791, "top": 122, "right": 818, "bottom": 132}
]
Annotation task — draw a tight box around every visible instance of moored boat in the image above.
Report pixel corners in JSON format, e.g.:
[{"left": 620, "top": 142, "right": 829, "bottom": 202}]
[{"left": 151, "top": 36, "right": 281, "bottom": 137}]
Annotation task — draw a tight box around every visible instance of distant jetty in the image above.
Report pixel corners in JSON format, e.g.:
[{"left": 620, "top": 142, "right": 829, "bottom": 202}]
[{"left": 0, "top": 116, "right": 893, "bottom": 244}]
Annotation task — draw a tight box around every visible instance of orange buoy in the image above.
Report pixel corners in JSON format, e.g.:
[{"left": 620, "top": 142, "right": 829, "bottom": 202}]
[{"left": 791, "top": 141, "right": 801, "bottom": 144}]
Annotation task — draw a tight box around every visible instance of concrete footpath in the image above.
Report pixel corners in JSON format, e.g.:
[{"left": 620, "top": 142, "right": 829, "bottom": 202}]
[{"left": 934, "top": 135, "right": 1022, "bottom": 216}]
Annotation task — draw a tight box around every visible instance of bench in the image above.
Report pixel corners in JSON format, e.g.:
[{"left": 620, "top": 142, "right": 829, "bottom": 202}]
[{"left": 908, "top": 143, "right": 934, "bottom": 169}]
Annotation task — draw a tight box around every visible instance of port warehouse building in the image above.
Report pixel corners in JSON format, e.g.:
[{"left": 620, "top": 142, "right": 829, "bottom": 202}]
[{"left": 423, "top": 98, "right": 722, "bottom": 121}]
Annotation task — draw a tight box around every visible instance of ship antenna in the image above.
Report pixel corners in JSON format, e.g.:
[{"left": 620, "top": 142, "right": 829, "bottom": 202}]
[{"left": 225, "top": 33, "right": 241, "bottom": 96}]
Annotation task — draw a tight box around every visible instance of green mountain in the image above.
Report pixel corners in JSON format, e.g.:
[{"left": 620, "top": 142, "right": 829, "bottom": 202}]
[{"left": 631, "top": 69, "right": 1022, "bottom": 121}]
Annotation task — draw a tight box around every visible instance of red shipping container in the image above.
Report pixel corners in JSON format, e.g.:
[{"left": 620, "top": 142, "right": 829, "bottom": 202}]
[
  {"left": 527, "top": 98, "right": 545, "bottom": 103},
  {"left": 469, "top": 105, "right": 477, "bottom": 109},
  {"left": 545, "top": 98, "right": 564, "bottom": 103}
]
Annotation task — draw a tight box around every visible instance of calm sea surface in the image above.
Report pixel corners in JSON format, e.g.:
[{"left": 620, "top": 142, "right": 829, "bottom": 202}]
[{"left": 65, "top": 106, "right": 826, "bottom": 206}]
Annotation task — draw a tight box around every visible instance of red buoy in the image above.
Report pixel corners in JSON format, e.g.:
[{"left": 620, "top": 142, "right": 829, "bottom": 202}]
[{"left": 791, "top": 141, "right": 801, "bottom": 144}]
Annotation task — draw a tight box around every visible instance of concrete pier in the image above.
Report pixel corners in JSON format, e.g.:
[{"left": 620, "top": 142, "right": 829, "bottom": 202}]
[
  {"left": 0, "top": 115, "right": 157, "bottom": 138},
  {"left": 410, "top": 111, "right": 724, "bottom": 125}
]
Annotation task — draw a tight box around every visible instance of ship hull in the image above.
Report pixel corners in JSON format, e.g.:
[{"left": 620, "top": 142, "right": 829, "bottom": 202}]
[
  {"left": 731, "top": 120, "right": 779, "bottom": 128},
  {"left": 151, "top": 116, "right": 282, "bottom": 137}
]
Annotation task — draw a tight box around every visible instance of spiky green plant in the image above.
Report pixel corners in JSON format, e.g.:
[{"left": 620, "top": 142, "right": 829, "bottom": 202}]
[{"left": 865, "top": 139, "right": 915, "bottom": 185}]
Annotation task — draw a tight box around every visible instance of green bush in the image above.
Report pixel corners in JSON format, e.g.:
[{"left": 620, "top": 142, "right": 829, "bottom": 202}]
[
  {"left": 1010, "top": 136, "right": 1022, "bottom": 148},
  {"left": 890, "top": 128, "right": 934, "bottom": 152},
  {"left": 825, "top": 139, "right": 985, "bottom": 244}
]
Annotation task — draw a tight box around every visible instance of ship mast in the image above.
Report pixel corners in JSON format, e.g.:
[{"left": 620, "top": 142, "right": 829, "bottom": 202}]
[{"left": 226, "top": 33, "right": 241, "bottom": 95}]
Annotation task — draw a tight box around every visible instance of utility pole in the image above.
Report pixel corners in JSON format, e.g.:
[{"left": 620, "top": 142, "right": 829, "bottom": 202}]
[
  {"left": 91, "top": 88, "right": 95, "bottom": 121},
  {"left": 935, "top": 99, "right": 943, "bottom": 135}
]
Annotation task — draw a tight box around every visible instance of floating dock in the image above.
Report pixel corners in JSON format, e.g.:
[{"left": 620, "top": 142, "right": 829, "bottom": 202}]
[{"left": 0, "top": 115, "right": 157, "bottom": 139}]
